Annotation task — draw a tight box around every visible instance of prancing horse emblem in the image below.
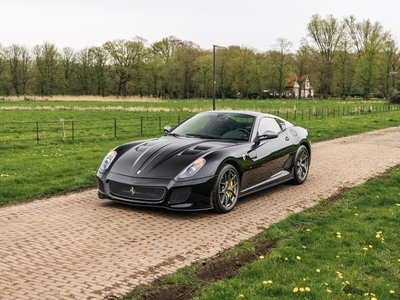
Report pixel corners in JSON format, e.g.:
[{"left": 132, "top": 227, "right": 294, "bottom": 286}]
[{"left": 129, "top": 187, "right": 136, "bottom": 196}]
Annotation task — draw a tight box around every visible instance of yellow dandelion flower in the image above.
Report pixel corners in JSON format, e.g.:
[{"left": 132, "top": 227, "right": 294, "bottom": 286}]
[
  {"left": 316, "top": 269, "right": 321, "bottom": 273},
  {"left": 336, "top": 255, "right": 340, "bottom": 258},
  {"left": 284, "top": 257, "right": 289, "bottom": 261},
  {"left": 354, "top": 213, "right": 358, "bottom": 216},
  {"left": 389, "top": 290, "right": 395, "bottom": 294},
  {"left": 302, "top": 245, "right": 307, "bottom": 249},
  {"left": 369, "top": 245, "right": 373, "bottom": 248},
  {"left": 259, "top": 255, "right": 264, "bottom": 259},
  {"left": 293, "top": 287, "right": 299, "bottom": 293},
  {"left": 371, "top": 297, "right": 377, "bottom": 300},
  {"left": 296, "top": 256, "right": 301, "bottom": 260},
  {"left": 306, "top": 228, "right": 311, "bottom": 232},
  {"left": 263, "top": 280, "right": 273, "bottom": 284},
  {"left": 376, "top": 234, "right": 381, "bottom": 238},
  {"left": 238, "top": 293, "right": 245, "bottom": 298},
  {"left": 395, "top": 203, "right": 400, "bottom": 206},
  {"left": 363, "top": 247, "right": 368, "bottom": 251},
  {"left": 305, "top": 287, "right": 311, "bottom": 292},
  {"left": 364, "top": 293, "right": 370, "bottom": 296},
  {"left": 327, "top": 289, "right": 332, "bottom": 293},
  {"left": 300, "top": 287, "right": 305, "bottom": 292}
]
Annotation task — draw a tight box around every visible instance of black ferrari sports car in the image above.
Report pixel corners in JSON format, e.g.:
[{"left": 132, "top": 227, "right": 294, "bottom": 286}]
[{"left": 97, "top": 110, "right": 311, "bottom": 213}]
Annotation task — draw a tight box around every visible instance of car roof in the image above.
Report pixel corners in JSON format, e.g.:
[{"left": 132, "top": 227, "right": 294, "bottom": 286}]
[{"left": 201, "top": 110, "right": 278, "bottom": 119}]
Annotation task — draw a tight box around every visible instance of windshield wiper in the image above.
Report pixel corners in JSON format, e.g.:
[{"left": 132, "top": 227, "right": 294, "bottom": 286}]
[
  {"left": 166, "top": 132, "right": 181, "bottom": 137},
  {"left": 186, "top": 133, "right": 220, "bottom": 139}
]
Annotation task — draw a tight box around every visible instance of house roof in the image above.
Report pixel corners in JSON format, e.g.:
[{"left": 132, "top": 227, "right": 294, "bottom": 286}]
[{"left": 286, "top": 73, "right": 313, "bottom": 89}]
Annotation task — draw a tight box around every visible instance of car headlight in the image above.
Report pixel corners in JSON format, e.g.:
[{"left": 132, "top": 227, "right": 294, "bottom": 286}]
[
  {"left": 99, "top": 150, "right": 117, "bottom": 171},
  {"left": 178, "top": 158, "right": 206, "bottom": 179}
]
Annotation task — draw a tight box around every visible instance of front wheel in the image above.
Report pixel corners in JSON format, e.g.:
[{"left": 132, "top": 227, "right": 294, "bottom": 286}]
[
  {"left": 293, "top": 145, "right": 310, "bottom": 184},
  {"left": 212, "top": 164, "right": 240, "bottom": 213}
]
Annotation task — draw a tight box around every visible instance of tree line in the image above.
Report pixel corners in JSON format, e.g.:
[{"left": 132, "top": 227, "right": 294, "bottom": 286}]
[{"left": 0, "top": 14, "right": 399, "bottom": 100}]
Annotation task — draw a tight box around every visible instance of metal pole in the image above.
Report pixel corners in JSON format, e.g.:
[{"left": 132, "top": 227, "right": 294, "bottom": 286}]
[{"left": 212, "top": 45, "right": 216, "bottom": 110}]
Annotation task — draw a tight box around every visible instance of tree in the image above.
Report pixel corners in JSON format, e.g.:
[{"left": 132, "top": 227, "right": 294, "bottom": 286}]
[
  {"left": 231, "top": 46, "right": 255, "bottom": 99},
  {"left": 60, "top": 47, "right": 76, "bottom": 95},
  {"left": 293, "top": 42, "right": 313, "bottom": 99},
  {"left": 379, "top": 39, "right": 399, "bottom": 98},
  {"left": 251, "top": 52, "right": 270, "bottom": 99},
  {"left": 268, "top": 38, "right": 293, "bottom": 99},
  {"left": 195, "top": 50, "right": 212, "bottom": 98},
  {"left": 306, "top": 14, "right": 345, "bottom": 98},
  {"left": 5, "top": 44, "right": 31, "bottom": 96},
  {"left": 216, "top": 47, "right": 234, "bottom": 99},
  {"left": 103, "top": 37, "right": 147, "bottom": 96},
  {"left": 169, "top": 40, "right": 200, "bottom": 98},
  {"left": 89, "top": 46, "right": 109, "bottom": 96},
  {"left": 33, "top": 43, "right": 62, "bottom": 96},
  {"left": 75, "top": 48, "right": 93, "bottom": 95},
  {"left": 332, "top": 34, "right": 356, "bottom": 99},
  {"left": 345, "top": 16, "right": 390, "bottom": 99},
  {"left": 151, "top": 36, "right": 180, "bottom": 98}
]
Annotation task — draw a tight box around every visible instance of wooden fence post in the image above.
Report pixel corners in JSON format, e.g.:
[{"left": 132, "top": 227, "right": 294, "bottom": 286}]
[
  {"left": 60, "top": 118, "right": 66, "bottom": 141},
  {"left": 36, "top": 122, "right": 39, "bottom": 144}
]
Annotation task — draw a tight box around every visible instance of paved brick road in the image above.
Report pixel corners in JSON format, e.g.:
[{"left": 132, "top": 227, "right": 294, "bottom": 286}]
[{"left": 1, "top": 127, "right": 400, "bottom": 299}]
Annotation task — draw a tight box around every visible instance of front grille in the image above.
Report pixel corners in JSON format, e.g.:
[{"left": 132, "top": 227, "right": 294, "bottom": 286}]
[
  {"left": 169, "top": 187, "right": 192, "bottom": 204},
  {"left": 109, "top": 181, "right": 166, "bottom": 202}
]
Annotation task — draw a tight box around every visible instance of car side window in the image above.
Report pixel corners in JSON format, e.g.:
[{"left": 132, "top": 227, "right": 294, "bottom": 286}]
[{"left": 257, "top": 118, "right": 282, "bottom": 136}]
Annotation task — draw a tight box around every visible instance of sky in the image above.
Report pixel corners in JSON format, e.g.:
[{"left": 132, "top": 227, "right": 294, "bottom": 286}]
[{"left": 1, "top": 0, "right": 399, "bottom": 52}]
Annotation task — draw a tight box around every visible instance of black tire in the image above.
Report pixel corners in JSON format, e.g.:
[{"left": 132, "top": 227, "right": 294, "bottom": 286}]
[
  {"left": 293, "top": 145, "right": 310, "bottom": 184},
  {"left": 212, "top": 164, "right": 240, "bottom": 213}
]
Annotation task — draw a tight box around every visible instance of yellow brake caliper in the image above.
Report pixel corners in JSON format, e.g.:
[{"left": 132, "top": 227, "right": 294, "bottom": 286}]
[{"left": 227, "top": 180, "right": 233, "bottom": 198}]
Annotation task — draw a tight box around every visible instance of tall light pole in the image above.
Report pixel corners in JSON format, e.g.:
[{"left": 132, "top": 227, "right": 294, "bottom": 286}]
[
  {"left": 212, "top": 45, "right": 217, "bottom": 110},
  {"left": 212, "top": 45, "right": 225, "bottom": 110},
  {"left": 389, "top": 71, "right": 398, "bottom": 111}
]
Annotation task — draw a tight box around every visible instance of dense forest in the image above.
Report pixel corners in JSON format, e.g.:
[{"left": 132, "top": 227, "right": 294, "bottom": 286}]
[{"left": 0, "top": 14, "right": 399, "bottom": 100}]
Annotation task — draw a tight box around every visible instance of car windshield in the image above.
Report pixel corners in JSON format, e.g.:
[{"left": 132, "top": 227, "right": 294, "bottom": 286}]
[{"left": 171, "top": 112, "right": 255, "bottom": 141}]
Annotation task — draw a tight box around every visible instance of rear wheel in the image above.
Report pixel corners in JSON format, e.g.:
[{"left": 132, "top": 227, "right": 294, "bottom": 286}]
[
  {"left": 212, "top": 164, "right": 240, "bottom": 213},
  {"left": 293, "top": 145, "right": 310, "bottom": 184}
]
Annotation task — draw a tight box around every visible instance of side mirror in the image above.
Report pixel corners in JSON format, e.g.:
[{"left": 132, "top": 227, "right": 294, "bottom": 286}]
[
  {"left": 164, "top": 125, "right": 172, "bottom": 134},
  {"left": 254, "top": 130, "right": 278, "bottom": 142}
]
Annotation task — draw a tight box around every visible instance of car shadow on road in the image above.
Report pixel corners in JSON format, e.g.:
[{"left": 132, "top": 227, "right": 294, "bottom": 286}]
[{"left": 97, "top": 182, "right": 289, "bottom": 221}]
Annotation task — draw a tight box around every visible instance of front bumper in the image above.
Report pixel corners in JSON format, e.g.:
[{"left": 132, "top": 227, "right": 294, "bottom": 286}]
[{"left": 96, "top": 171, "right": 215, "bottom": 211}]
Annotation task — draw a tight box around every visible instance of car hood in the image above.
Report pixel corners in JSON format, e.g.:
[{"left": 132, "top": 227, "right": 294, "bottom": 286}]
[{"left": 110, "top": 136, "right": 236, "bottom": 179}]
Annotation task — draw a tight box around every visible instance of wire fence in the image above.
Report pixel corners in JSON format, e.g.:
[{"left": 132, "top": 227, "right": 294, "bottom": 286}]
[
  {"left": 1, "top": 103, "right": 399, "bottom": 144},
  {"left": 0, "top": 116, "right": 187, "bottom": 144}
]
